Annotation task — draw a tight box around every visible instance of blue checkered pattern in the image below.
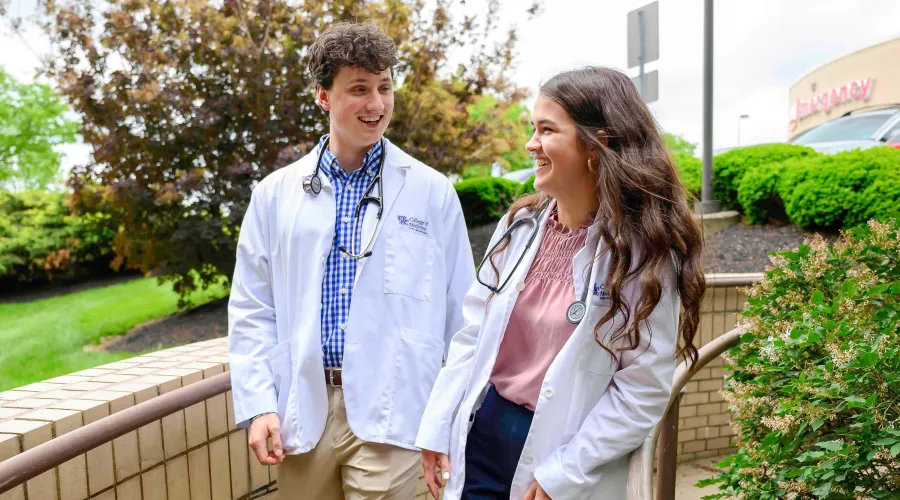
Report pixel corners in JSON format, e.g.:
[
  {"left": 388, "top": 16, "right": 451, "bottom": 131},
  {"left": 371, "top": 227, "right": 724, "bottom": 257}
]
[{"left": 318, "top": 135, "right": 384, "bottom": 369}]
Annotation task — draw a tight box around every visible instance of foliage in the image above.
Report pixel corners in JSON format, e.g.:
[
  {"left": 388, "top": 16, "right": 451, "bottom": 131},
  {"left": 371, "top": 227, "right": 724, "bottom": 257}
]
[
  {"left": 37, "top": 0, "right": 540, "bottom": 301},
  {"left": 702, "top": 219, "right": 900, "bottom": 499},
  {"left": 664, "top": 132, "right": 697, "bottom": 156},
  {"left": 781, "top": 148, "right": 900, "bottom": 231},
  {"left": 737, "top": 147, "right": 900, "bottom": 230},
  {"left": 713, "top": 144, "right": 817, "bottom": 211},
  {"left": 0, "top": 66, "right": 77, "bottom": 192},
  {"left": 518, "top": 174, "right": 535, "bottom": 197},
  {"left": 454, "top": 176, "right": 520, "bottom": 228},
  {"left": 0, "top": 190, "right": 118, "bottom": 284},
  {"left": 672, "top": 151, "right": 701, "bottom": 200},
  {"left": 0, "top": 276, "right": 227, "bottom": 391},
  {"left": 467, "top": 94, "right": 533, "bottom": 173}
]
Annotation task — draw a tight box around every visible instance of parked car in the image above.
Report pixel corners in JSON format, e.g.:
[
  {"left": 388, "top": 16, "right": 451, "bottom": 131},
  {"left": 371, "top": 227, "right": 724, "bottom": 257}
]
[{"left": 790, "top": 107, "right": 900, "bottom": 153}]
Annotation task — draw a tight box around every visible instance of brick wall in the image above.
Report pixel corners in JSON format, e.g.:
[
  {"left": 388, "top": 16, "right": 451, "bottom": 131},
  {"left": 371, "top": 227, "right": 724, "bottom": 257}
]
[{"left": 674, "top": 279, "right": 750, "bottom": 463}]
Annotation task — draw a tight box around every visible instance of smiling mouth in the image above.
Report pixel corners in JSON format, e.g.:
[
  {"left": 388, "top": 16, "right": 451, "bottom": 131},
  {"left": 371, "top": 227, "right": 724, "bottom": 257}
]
[
  {"left": 359, "top": 116, "right": 383, "bottom": 126},
  {"left": 535, "top": 158, "right": 550, "bottom": 168}
]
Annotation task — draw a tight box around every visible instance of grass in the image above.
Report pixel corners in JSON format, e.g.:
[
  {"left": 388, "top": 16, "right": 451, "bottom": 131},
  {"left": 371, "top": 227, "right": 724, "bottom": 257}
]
[{"left": 0, "top": 277, "right": 228, "bottom": 392}]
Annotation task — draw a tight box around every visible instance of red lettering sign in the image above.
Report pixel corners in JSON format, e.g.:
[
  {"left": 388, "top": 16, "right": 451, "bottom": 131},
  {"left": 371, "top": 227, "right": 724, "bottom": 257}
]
[{"left": 793, "top": 77, "right": 874, "bottom": 122}]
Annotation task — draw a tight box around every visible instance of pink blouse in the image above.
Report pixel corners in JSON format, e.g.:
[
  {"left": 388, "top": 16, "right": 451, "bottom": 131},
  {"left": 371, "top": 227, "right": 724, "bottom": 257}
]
[{"left": 489, "top": 208, "right": 592, "bottom": 411}]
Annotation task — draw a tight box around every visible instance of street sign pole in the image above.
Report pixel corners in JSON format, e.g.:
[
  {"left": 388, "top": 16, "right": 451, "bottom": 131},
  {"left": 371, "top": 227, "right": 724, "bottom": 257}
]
[
  {"left": 627, "top": 2, "right": 658, "bottom": 104},
  {"left": 638, "top": 10, "right": 646, "bottom": 99}
]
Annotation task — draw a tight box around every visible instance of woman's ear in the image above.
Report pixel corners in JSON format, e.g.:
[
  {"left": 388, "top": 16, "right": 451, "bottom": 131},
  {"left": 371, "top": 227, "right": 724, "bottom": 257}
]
[{"left": 596, "top": 129, "right": 609, "bottom": 148}]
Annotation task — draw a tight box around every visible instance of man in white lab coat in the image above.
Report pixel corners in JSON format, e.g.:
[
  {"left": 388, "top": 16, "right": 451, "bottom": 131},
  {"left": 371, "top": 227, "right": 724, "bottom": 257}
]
[{"left": 228, "top": 22, "right": 474, "bottom": 499}]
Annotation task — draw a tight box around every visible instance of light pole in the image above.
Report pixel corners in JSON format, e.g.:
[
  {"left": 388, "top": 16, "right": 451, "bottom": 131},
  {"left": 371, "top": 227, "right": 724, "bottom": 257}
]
[
  {"left": 737, "top": 114, "right": 749, "bottom": 146},
  {"left": 700, "top": 0, "right": 719, "bottom": 214}
]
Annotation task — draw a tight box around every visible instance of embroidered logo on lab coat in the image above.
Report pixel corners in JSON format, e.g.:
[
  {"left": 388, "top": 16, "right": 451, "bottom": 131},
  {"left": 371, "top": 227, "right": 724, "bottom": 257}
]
[
  {"left": 593, "top": 283, "right": 610, "bottom": 300},
  {"left": 397, "top": 215, "right": 429, "bottom": 235}
]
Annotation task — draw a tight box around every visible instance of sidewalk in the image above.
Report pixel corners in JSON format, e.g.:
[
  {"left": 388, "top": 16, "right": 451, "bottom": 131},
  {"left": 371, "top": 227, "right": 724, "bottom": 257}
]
[{"left": 675, "top": 456, "right": 727, "bottom": 499}]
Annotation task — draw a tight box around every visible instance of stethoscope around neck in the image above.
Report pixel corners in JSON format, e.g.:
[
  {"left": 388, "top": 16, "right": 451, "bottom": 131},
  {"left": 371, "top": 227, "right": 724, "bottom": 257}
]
[
  {"left": 302, "top": 136, "right": 387, "bottom": 260},
  {"left": 475, "top": 201, "right": 592, "bottom": 325}
]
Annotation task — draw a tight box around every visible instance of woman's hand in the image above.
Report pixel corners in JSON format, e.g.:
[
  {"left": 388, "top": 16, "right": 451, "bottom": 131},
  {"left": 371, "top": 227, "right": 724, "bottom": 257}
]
[
  {"left": 421, "top": 449, "right": 451, "bottom": 499},
  {"left": 523, "top": 480, "right": 551, "bottom": 500}
]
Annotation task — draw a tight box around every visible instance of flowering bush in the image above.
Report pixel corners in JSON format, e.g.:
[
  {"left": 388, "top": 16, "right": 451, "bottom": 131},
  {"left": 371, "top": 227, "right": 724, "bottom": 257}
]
[{"left": 702, "top": 219, "right": 900, "bottom": 499}]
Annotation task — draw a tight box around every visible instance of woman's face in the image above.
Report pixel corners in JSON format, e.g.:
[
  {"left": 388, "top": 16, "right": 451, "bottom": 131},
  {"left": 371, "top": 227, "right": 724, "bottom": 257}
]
[{"left": 525, "top": 94, "right": 594, "bottom": 199}]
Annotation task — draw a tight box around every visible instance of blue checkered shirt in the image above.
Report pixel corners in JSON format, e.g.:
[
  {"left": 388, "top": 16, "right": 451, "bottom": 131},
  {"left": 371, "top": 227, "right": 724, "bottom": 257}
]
[{"left": 318, "top": 135, "right": 384, "bottom": 369}]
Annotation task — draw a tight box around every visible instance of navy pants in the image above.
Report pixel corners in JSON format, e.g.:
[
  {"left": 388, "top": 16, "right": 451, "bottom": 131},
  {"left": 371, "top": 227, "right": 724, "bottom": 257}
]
[{"left": 462, "top": 385, "right": 535, "bottom": 499}]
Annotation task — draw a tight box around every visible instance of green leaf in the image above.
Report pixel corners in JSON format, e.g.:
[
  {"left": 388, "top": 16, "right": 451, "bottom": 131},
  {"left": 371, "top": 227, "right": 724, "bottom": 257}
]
[
  {"left": 873, "top": 438, "right": 898, "bottom": 446},
  {"left": 816, "top": 441, "right": 844, "bottom": 452},
  {"left": 811, "top": 482, "right": 832, "bottom": 497},
  {"left": 811, "top": 290, "right": 825, "bottom": 305},
  {"left": 891, "top": 442, "right": 900, "bottom": 457},
  {"left": 839, "top": 279, "right": 858, "bottom": 297},
  {"left": 811, "top": 419, "right": 825, "bottom": 431}
]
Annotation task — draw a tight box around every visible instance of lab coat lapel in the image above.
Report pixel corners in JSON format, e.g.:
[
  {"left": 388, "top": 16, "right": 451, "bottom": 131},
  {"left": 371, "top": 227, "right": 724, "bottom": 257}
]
[{"left": 354, "top": 140, "right": 409, "bottom": 285}]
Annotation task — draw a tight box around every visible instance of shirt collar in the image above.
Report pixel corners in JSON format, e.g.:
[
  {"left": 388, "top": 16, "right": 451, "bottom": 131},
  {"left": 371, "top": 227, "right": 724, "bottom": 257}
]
[{"left": 317, "top": 135, "right": 384, "bottom": 178}]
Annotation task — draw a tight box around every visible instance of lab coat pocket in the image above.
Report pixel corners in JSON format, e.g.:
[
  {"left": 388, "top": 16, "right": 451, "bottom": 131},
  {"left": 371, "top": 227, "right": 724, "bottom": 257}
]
[
  {"left": 564, "top": 370, "right": 614, "bottom": 435},
  {"left": 384, "top": 227, "right": 434, "bottom": 301},
  {"left": 267, "top": 340, "right": 292, "bottom": 418},
  {"left": 390, "top": 328, "right": 445, "bottom": 440}
]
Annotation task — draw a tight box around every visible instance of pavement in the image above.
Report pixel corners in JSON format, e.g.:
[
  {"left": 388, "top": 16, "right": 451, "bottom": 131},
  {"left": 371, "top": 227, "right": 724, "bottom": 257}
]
[{"left": 674, "top": 456, "right": 728, "bottom": 499}]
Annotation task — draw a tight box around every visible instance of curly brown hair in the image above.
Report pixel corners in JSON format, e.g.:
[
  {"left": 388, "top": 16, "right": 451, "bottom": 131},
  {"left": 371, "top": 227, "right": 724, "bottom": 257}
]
[
  {"left": 492, "top": 67, "right": 705, "bottom": 366},
  {"left": 307, "top": 22, "right": 398, "bottom": 90}
]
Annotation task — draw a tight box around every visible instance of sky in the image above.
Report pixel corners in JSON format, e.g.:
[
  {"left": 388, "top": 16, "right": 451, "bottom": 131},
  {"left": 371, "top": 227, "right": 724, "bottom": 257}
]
[{"left": 3, "top": 0, "right": 900, "bottom": 171}]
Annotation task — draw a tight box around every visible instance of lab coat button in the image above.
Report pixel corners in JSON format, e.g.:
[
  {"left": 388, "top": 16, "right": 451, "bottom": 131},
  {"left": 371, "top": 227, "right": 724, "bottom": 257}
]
[
  {"left": 523, "top": 455, "right": 534, "bottom": 464},
  {"left": 543, "top": 388, "right": 553, "bottom": 399},
  {"left": 516, "top": 281, "right": 526, "bottom": 291}
]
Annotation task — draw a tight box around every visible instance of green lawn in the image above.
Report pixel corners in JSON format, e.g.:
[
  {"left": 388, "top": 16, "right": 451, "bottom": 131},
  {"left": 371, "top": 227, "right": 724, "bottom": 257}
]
[{"left": 0, "top": 277, "right": 228, "bottom": 391}]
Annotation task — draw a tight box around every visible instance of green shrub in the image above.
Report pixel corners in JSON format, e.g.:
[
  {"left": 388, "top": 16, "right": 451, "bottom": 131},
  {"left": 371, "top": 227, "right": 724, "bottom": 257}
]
[
  {"left": 453, "top": 177, "right": 521, "bottom": 227},
  {"left": 713, "top": 144, "right": 817, "bottom": 211},
  {"left": 703, "top": 219, "right": 900, "bottom": 499},
  {"left": 780, "top": 148, "right": 900, "bottom": 230},
  {"left": 672, "top": 151, "right": 701, "bottom": 200},
  {"left": 737, "top": 158, "right": 796, "bottom": 225},
  {"left": 0, "top": 190, "right": 118, "bottom": 284},
  {"left": 518, "top": 174, "right": 536, "bottom": 197}
]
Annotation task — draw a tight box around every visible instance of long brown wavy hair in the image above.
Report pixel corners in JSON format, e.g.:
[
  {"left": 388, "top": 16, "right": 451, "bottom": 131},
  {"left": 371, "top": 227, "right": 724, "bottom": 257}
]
[{"left": 492, "top": 67, "right": 705, "bottom": 365}]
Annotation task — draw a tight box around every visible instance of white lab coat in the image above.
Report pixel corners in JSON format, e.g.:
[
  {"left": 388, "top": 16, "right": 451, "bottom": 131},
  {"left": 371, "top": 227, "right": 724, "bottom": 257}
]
[
  {"left": 415, "top": 200, "right": 680, "bottom": 500},
  {"left": 228, "top": 139, "right": 475, "bottom": 454}
]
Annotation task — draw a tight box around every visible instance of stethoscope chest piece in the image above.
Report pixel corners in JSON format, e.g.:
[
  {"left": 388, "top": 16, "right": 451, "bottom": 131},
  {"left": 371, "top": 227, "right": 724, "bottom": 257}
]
[
  {"left": 303, "top": 174, "right": 322, "bottom": 195},
  {"left": 566, "top": 300, "right": 587, "bottom": 324}
]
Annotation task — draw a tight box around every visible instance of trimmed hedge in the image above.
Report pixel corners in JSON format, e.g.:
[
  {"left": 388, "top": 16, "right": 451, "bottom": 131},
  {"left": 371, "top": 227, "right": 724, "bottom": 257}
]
[
  {"left": 672, "top": 151, "right": 701, "bottom": 200},
  {"left": 713, "top": 144, "right": 817, "bottom": 211},
  {"left": 0, "top": 190, "right": 118, "bottom": 285},
  {"left": 453, "top": 177, "right": 522, "bottom": 228},
  {"left": 737, "top": 147, "right": 900, "bottom": 230},
  {"left": 519, "top": 174, "right": 536, "bottom": 196}
]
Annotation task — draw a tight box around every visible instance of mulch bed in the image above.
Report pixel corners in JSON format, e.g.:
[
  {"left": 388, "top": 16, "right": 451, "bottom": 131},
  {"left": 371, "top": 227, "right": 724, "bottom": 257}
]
[{"left": 100, "top": 221, "right": 839, "bottom": 353}]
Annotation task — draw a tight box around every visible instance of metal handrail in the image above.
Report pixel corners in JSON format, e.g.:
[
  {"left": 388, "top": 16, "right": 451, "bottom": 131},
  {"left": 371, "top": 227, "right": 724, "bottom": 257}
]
[
  {"left": 0, "top": 372, "right": 232, "bottom": 494},
  {"left": 643, "top": 328, "right": 742, "bottom": 500}
]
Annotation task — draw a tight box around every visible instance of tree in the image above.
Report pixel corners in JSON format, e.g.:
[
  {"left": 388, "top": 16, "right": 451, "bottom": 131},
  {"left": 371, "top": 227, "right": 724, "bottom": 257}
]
[
  {"left": 0, "top": 66, "right": 77, "bottom": 192},
  {"left": 33, "top": 0, "right": 540, "bottom": 303},
  {"left": 664, "top": 132, "right": 697, "bottom": 156}
]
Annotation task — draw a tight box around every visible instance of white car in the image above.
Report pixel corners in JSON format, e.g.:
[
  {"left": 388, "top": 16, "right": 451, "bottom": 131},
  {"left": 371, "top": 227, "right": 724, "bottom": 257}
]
[
  {"left": 790, "top": 107, "right": 900, "bottom": 153},
  {"left": 501, "top": 168, "right": 536, "bottom": 183}
]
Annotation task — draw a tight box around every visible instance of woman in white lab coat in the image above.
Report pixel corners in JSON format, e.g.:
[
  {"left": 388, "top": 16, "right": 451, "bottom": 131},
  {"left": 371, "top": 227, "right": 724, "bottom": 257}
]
[{"left": 415, "top": 66, "right": 707, "bottom": 500}]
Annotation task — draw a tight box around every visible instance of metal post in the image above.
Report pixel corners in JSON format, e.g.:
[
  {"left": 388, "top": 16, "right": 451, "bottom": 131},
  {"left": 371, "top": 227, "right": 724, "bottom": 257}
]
[
  {"left": 655, "top": 390, "right": 682, "bottom": 500},
  {"left": 700, "top": 0, "right": 719, "bottom": 214},
  {"left": 638, "top": 10, "right": 646, "bottom": 99}
]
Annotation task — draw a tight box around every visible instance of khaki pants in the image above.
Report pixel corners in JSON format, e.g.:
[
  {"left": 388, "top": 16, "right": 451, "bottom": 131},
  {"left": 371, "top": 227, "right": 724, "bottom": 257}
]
[{"left": 277, "top": 386, "right": 421, "bottom": 500}]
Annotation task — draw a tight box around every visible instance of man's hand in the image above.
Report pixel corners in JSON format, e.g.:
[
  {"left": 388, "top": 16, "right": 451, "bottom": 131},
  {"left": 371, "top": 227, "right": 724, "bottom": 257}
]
[
  {"left": 248, "top": 413, "right": 284, "bottom": 465},
  {"left": 421, "top": 449, "right": 451, "bottom": 499},
  {"left": 523, "top": 480, "right": 551, "bottom": 500}
]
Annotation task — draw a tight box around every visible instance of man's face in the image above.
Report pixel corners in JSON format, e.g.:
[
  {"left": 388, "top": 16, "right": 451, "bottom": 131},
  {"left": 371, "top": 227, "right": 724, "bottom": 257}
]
[{"left": 317, "top": 66, "right": 394, "bottom": 150}]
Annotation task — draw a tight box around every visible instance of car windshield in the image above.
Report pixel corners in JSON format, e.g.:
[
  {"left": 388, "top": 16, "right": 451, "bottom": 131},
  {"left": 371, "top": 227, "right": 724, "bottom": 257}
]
[{"left": 792, "top": 112, "right": 894, "bottom": 144}]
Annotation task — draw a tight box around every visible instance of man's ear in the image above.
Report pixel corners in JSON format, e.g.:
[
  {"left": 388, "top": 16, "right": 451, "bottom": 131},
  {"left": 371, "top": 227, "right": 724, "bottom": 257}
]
[{"left": 316, "top": 85, "right": 331, "bottom": 111}]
